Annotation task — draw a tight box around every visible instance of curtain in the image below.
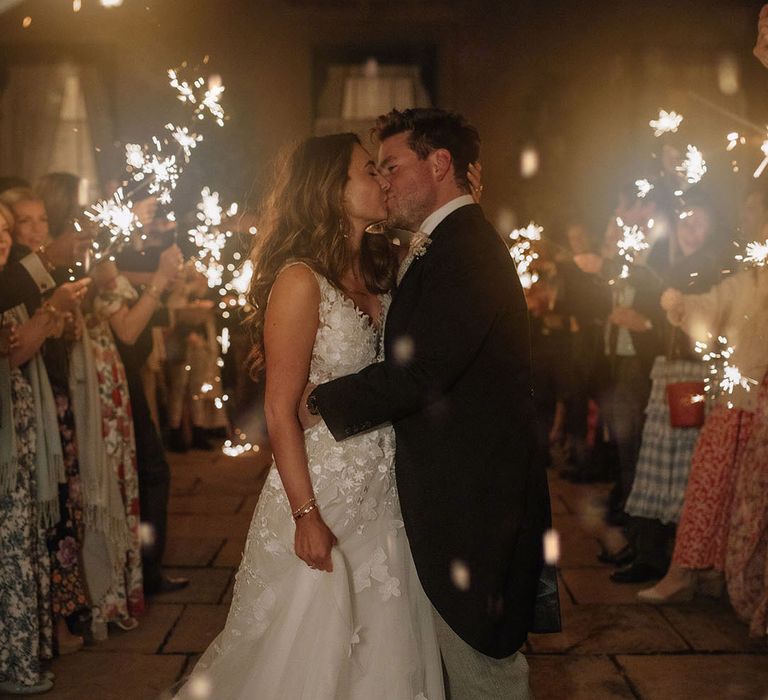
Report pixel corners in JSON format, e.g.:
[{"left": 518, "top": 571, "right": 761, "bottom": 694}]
[{"left": 0, "top": 63, "right": 67, "bottom": 180}]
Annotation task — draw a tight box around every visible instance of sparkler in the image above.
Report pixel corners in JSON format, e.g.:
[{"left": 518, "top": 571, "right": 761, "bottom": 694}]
[
  {"left": 84, "top": 188, "right": 141, "bottom": 260},
  {"left": 694, "top": 335, "right": 758, "bottom": 403},
  {"left": 612, "top": 217, "right": 650, "bottom": 281},
  {"left": 735, "top": 239, "right": 768, "bottom": 266},
  {"left": 509, "top": 222, "right": 543, "bottom": 289},
  {"left": 124, "top": 140, "right": 181, "bottom": 202},
  {"left": 649, "top": 109, "right": 683, "bottom": 137},
  {"left": 635, "top": 179, "right": 654, "bottom": 198},
  {"left": 726, "top": 132, "right": 746, "bottom": 151},
  {"left": 676, "top": 145, "right": 707, "bottom": 184},
  {"left": 754, "top": 137, "right": 768, "bottom": 179},
  {"left": 168, "top": 70, "right": 227, "bottom": 127},
  {"left": 83, "top": 65, "right": 226, "bottom": 263},
  {"left": 165, "top": 123, "right": 203, "bottom": 161}
]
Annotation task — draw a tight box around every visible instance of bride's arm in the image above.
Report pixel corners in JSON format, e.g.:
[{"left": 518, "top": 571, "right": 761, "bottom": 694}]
[{"left": 264, "top": 264, "right": 337, "bottom": 572}]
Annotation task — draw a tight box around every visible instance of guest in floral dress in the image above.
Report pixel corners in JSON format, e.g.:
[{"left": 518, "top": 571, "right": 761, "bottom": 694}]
[
  {"left": 0, "top": 208, "right": 55, "bottom": 695},
  {"left": 726, "top": 371, "right": 768, "bottom": 637},
  {"left": 80, "top": 249, "right": 181, "bottom": 635},
  {"left": 1, "top": 186, "right": 91, "bottom": 654},
  {"left": 641, "top": 266, "right": 768, "bottom": 602},
  {"left": 622, "top": 202, "right": 724, "bottom": 582}
]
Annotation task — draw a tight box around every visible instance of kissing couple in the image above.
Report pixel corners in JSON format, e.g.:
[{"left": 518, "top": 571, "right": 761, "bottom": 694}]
[{"left": 174, "top": 107, "right": 559, "bottom": 700}]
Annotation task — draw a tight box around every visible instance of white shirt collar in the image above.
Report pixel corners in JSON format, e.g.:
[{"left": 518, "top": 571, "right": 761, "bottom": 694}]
[{"left": 418, "top": 194, "right": 475, "bottom": 236}]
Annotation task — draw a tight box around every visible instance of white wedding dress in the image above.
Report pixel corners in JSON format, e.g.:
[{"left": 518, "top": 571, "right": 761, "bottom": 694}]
[{"left": 175, "top": 263, "right": 444, "bottom": 700}]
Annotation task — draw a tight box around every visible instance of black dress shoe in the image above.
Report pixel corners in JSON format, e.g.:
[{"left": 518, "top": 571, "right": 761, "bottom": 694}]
[
  {"left": 146, "top": 576, "right": 190, "bottom": 595},
  {"left": 610, "top": 563, "right": 663, "bottom": 584},
  {"left": 597, "top": 545, "right": 635, "bottom": 567}
]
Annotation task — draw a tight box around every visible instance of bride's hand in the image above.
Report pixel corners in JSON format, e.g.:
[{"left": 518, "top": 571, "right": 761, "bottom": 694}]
[
  {"left": 468, "top": 161, "right": 483, "bottom": 203},
  {"left": 295, "top": 509, "right": 337, "bottom": 572}
]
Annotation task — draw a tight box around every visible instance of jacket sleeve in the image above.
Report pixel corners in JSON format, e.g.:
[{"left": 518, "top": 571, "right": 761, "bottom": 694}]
[
  {"left": 0, "top": 256, "right": 53, "bottom": 313},
  {"left": 313, "top": 230, "right": 517, "bottom": 441}
]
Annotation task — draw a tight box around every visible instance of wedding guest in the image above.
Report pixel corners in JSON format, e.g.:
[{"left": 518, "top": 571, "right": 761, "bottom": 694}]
[
  {"left": 725, "top": 369, "right": 768, "bottom": 637},
  {"left": 640, "top": 264, "right": 768, "bottom": 602},
  {"left": 574, "top": 187, "right": 666, "bottom": 529},
  {"left": 1, "top": 189, "right": 90, "bottom": 652},
  {"left": 80, "top": 260, "right": 153, "bottom": 634},
  {"left": 0, "top": 206, "right": 55, "bottom": 695},
  {"left": 618, "top": 197, "right": 724, "bottom": 584},
  {"left": 112, "top": 235, "right": 188, "bottom": 596}
]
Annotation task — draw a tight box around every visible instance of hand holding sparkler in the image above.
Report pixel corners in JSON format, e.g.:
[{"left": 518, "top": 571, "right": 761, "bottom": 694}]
[
  {"left": 152, "top": 244, "right": 184, "bottom": 291},
  {"left": 608, "top": 306, "right": 651, "bottom": 333},
  {"left": 754, "top": 5, "right": 768, "bottom": 69},
  {"left": 660, "top": 288, "right": 684, "bottom": 324},
  {"left": 48, "top": 278, "right": 91, "bottom": 313}
]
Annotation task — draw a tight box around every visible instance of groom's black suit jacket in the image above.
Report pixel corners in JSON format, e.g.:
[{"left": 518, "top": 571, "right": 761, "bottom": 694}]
[{"left": 314, "top": 203, "right": 552, "bottom": 658}]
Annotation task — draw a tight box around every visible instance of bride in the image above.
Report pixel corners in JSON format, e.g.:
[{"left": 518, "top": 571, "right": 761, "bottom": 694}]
[{"left": 174, "top": 133, "right": 449, "bottom": 699}]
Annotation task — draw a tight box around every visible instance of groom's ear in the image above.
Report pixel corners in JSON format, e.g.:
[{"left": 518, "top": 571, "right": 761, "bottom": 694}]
[{"left": 429, "top": 148, "right": 453, "bottom": 182}]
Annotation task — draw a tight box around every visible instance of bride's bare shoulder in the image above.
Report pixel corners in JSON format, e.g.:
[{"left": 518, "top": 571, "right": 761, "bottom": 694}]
[{"left": 268, "top": 261, "right": 321, "bottom": 312}]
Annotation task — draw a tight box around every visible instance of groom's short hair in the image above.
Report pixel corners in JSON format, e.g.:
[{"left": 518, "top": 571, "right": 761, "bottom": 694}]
[{"left": 374, "top": 108, "right": 480, "bottom": 193}]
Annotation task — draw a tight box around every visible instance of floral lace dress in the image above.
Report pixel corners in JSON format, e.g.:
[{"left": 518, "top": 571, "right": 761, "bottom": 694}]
[
  {"left": 176, "top": 263, "right": 444, "bottom": 700},
  {"left": 83, "top": 275, "right": 144, "bottom": 622},
  {"left": 0, "top": 331, "right": 53, "bottom": 686}
]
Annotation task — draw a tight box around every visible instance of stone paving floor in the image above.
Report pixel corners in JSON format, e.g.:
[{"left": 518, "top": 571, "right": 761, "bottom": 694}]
[{"left": 6, "top": 446, "right": 768, "bottom": 699}]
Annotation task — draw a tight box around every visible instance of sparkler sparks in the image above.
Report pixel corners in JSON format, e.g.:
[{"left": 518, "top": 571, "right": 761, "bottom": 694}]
[
  {"left": 124, "top": 142, "right": 181, "bottom": 201},
  {"left": 735, "top": 239, "right": 768, "bottom": 266},
  {"left": 84, "top": 189, "right": 140, "bottom": 254},
  {"left": 754, "top": 138, "right": 768, "bottom": 179},
  {"left": 676, "top": 145, "right": 707, "bottom": 184},
  {"left": 694, "top": 335, "right": 757, "bottom": 399},
  {"left": 726, "top": 132, "right": 746, "bottom": 151},
  {"left": 616, "top": 222, "right": 649, "bottom": 261},
  {"left": 635, "top": 179, "right": 654, "bottom": 198},
  {"left": 168, "top": 69, "right": 227, "bottom": 127},
  {"left": 188, "top": 187, "right": 238, "bottom": 289},
  {"left": 649, "top": 109, "right": 683, "bottom": 137},
  {"left": 509, "top": 222, "right": 543, "bottom": 289},
  {"left": 165, "top": 123, "right": 203, "bottom": 161}
]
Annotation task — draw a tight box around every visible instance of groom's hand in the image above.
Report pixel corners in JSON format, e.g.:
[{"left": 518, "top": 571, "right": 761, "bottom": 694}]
[{"left": 298, "top": 382, "right": 321, "bottom": 430}]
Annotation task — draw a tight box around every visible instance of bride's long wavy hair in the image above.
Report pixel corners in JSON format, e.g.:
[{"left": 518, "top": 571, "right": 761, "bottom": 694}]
[{"left": 246, "top": 133, "right": 396, "bottom": 375}]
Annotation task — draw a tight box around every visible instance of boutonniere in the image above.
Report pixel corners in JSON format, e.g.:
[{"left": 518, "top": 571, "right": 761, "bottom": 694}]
[{"left": 409, "top": 230, "right": 431, "bottom": 258}]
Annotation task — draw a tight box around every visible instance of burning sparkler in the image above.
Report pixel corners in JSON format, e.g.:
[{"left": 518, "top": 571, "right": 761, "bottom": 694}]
[
  {"left": 165, "top": 123, "right": 203, "bottom": 161},
  {"left": 735, "top": 239, "right": 768, "bottom": 266},
  {"left": 635, "top": 179, "right": 654, "bottom": 198},
  {"left": 649, "top": 109, "right": 683, "bottom": 137},
  {"left": 84, "top": 188, "right": 140, "bottom": 259},
  {"left": 168, "top": 69, "right": 227, "bottom": 127},
  {"left": 754, "top": 137, "right": 768, "bottom": 179},
  {"left": 676, "top": 145, "right": 707, "bottom": 184},
  {"left": 726, "top": 132, "right": 746, "bottom": 151},
  {"left": 694, "top": 335, "right": 758, "bottom": 403}
]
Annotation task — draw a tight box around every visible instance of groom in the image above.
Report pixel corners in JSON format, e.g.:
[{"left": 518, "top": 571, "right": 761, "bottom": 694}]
[{"left": 304, "top": 108, "right": 555, "bottom": 698}]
